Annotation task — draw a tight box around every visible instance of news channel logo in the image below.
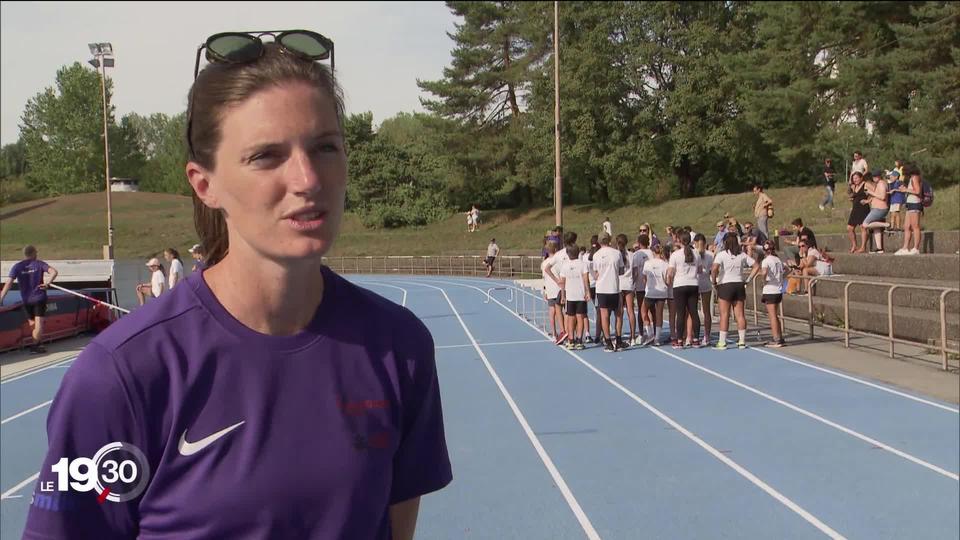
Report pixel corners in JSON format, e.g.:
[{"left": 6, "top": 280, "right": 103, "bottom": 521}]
[{"left": 42, "top": 441, "right": 150, "bottom": 503}]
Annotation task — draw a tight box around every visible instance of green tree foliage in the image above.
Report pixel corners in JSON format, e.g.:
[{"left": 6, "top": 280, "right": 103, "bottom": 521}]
[
  {"left": 20, "top": 63, "right": 110, "bottom": 195},
  {"left": 123, "top": 112, "right": 189, "bottom": 194},
  {"left": 0, "top": 140, "right": 28, "bottom": 179}
]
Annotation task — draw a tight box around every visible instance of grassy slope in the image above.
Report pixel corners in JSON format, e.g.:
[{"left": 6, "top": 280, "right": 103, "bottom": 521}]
[{"left": 1, "top": 183, "right": 957, "bottom": 260}]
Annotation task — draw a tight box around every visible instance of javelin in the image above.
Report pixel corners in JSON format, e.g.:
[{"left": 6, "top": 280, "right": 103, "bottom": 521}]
[
  {"left": 910, "top": 148, "right": 928, "bottom": 156},
  {"left": 47, "top": 284, "right": 130, "bottom": 314}
]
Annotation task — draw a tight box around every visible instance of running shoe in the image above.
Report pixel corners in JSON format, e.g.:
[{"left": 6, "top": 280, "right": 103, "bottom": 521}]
[
  {"left": 671, "top": 339, "right": 681, "bottom": 349},
  {"left": 555, "top": 331, "right": 568, "bottom": 345},
  {"left": 691, "top": 338, "right": 702, "bottom": 348},
  {"left": 584, "top": 335, "right": 594, "bottom": 344},
  {"left": 615, "top": 338, "right": 626, "bottom": 351},
  {"left": 737, "top": 340, "right": 747, "bottom": 349},
  {"left": 641, "top": 335, "right": 656, "bottom": 347},
  {"left": 574, "top": 340, "right": 586, "bottom": 351},
  {"left": 603, "top": 339, "right": 616, "bottom": 353},
  {"left": 766, "top": 340, "right": 785, "bottom": 348},
  {"left": 908, "top": 248, "right": 920, "bottom": 255},
  {"left": 714, "top": 341, "right": 728, "bottom": 351},
  {"left": 565, "top": 341, "right": 576, "bottom": 350}
]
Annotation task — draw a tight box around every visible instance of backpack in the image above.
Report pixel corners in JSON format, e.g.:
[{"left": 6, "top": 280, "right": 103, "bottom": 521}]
[{"left": 921, "top": 181, "right": 934, "bottom": 208}]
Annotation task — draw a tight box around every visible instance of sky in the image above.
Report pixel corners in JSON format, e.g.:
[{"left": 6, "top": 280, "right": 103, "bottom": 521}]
[{"left": 0, "top": 1, "right": 459, "bottom": 145}]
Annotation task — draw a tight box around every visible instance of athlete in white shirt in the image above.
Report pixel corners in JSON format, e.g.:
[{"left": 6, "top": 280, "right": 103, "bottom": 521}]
[
  {"left": 667, "top": 235, "right": 703, "bottom": 348},
  {"left": 586, "top": 236, "right": 602, "bottom": 343},
  {"left": 640, "top": 244, "right": 669, "bottom": 346},
  {"left": 631, "top": 236, "right": 651, "bottom": 345},
  {"left": 711, "top": 234, "right": 759, "bottom": 349},
  {"left": 558, "top": 245, "right": 591, "bottom": 350},
  {"left": 591, "top": 234, "right": 624, "bottom": 352},
  {"left": 541, "top": 241, "right": 566, "bottom": 344},
  {"left": 693, "top": 234, "right": 715, "bottom": 346},
  {"left": 615, "top": 234, "right": 637, "bottom": 349},
  {"left": 164, "top": 248, "right": 184, "bottom": 290},
  {"left": 751, "top": 240, "right": 785, "bottom": 347}
]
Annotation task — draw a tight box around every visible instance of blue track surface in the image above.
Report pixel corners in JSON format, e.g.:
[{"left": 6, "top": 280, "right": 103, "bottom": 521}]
[{"left": 1, "top": 275, "right": 957, "bottom": 539}]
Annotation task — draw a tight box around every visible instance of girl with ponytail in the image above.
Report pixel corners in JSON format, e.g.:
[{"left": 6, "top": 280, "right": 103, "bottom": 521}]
[
  {"left": 615, "top": 234, "right": 637, "bottom": 349},
  {"left": 666, "top": 233, "right": 703, "bottom": 348}
]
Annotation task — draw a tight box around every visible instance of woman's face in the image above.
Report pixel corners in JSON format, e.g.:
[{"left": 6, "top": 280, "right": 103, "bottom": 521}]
[
  {"left": 163, "top": 251, "right": 173, "bottom": 261},
  {"left": 189, "top": 81, "right": 347, "bottom": 263}
]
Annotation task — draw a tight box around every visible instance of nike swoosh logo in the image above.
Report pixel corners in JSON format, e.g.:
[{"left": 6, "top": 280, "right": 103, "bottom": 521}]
[{"left": 178, "top": 420, "right": 245, "bottom": 456}]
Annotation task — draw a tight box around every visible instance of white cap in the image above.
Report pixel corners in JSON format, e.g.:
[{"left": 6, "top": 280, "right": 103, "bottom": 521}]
[
  {"left": 146, "top": 258, "right": 160, "bottom": 267},
  {"left": 188, "top": 244, "right": 202, "bottom": 254}
]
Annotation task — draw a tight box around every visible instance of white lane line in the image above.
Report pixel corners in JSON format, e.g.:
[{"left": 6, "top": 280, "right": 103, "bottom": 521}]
[
  {"left": 423, "top": 277, "right": 846, "bottom": 540},
  {"left": 449, "top": 276, "right": 958, "bottom": 414},
  {"left": 1, "top": 472, "right": 38, "bottom": 500},
  {"left": 650, "top": 347, "right": 959, "bottom": 481},
  {"left": 398, "top": 280, "right": 601, "bottom": 540},
  {"left": 1, "top": 356, "right": 76, "bottom": 385},
  {"left": 1, "top": 400, "right": 53, "bottom": 426},
  {"left": 750, "top": 348, "right": 959, "bottom": 414},
  {"left": 436, "top": 339, "right": 557, "bottom": 350},
  {"left": 357, "top": 281, "right": 408, "bottom": 307}
]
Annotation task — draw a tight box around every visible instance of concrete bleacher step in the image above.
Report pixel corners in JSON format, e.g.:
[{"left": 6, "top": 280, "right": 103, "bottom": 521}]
[
  {"left": 778, "top": 294, "right": 959, "bottom": 347},
  {"left": 811, "top": 277, "right": 959, "bottom": 312},
  {"left": 812, "top": 230, "right": 959, "bottom": 255},
  {"left": 826, "top": 253, "right": 960, "bottom": 281}
]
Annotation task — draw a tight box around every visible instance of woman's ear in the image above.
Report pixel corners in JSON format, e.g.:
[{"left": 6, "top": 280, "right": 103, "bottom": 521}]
[{"left": 186, "top": 161, "right": 221, "bottom": 209}]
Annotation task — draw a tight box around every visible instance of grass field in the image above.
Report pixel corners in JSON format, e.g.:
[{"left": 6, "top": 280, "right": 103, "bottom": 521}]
[{"left": 1, "top": 183, "right": 957, "bottom": 260}]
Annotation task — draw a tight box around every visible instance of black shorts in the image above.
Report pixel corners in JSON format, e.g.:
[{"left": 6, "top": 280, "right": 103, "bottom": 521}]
[
  {"left": 762, "top": 293, "right": 783, "bottom": 305},
  {"left": 23, "top": 301, "right": 47, "bottom": 318},
  {"left": 565, "top": 300, "right": 588, "bottom": 316},
  {"left": 620, "top": 290, "right": 635, "bottom": 302},
  {"left": 717, "top": 282, "right": 747, "bottom": 302},
  {"left": 596, "top": 293, "right": 620, "bottom": 310},
  {"left": 547, "top": 294, "right": 561, "bottom": 307},
  {"left": 635, "top": 291, "right": 645, "bottom": 303},
  {"left": 644, "top": 296, "right": 665, "bottom": 308},
  {"left": 485, "top": 256, "right": 496, "bottom": 266},
  {"left": 589, "top": 287, "right": 596, "bottom": 300}
]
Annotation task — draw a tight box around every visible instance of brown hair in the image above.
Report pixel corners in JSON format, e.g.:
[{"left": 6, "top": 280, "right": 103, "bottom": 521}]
[{"left": 186, "top": 42, "right": 345, "bottom": 266}]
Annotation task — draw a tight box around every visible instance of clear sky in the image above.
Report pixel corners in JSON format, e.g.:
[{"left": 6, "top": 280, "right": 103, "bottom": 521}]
[{"left": 0, "top": 1, "right": 458, "bottom": 145}]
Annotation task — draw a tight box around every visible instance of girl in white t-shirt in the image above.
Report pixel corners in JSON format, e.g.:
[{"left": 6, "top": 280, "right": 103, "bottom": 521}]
[
  {"left": 615, "top": 234, "right": 637, "bottom": 349},
  {"left": 579, "top": 246, "right": 595, "bottom": 343},
  {"left": 559, "top": 245, "right": 591, "bottom": 350},
  {"left": 667, "top": 234, "right": 703, "bottom": 348},
  {"left": 632, "top": 235, "right": 652, "bottom": 345},
  {"left": 640, "top": 244, "right": 669, "bottom": 346},
  {"left": 711, "top": 234, "right": 759, "bottom": 349},
  {"left": 164, "top": 248, "right": 184, "bottom": 290},
  {"left": 693, "top": 234, "right": 714, "bottom": 347},
  {"left": 751, "top": 240, "right": 785, "bottom": 347},
  {"left": 591, "top": 234, "right": 624, "bottom": 352},
  {"left": 135, "top": 257, "right": 166, "bottom": 306},
  {"left": 541, "top": 241, "right": 565, "bottom": 343},
  {"left": 587, "top": 236, "right": 602, "bottom": 343}
]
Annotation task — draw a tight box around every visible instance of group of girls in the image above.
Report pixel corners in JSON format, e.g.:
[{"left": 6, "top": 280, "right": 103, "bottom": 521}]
[{"left": 542, "top": 228, "right": 787, "bottom": 351}]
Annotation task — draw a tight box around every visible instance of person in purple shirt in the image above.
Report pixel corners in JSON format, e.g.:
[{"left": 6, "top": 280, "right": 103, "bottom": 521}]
[
  {"left": 0, "top": 245, "right": 58, "bottom": 354},
  {"left": 23, "top": 31, "right": 451, "bottom": 540}
]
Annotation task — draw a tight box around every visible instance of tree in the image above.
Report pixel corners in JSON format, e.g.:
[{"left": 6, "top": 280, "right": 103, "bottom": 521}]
[
  {"left": 0, "top": 140, "right": 28, "bottom": 180},
  {"left": 19, "top": 63, "right": 114, "bottom": 195}
]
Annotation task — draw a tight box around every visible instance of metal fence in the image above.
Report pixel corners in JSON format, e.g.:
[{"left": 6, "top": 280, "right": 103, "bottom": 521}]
[{"left": 324, "top": 255, "right": 959, "bottom": 370}]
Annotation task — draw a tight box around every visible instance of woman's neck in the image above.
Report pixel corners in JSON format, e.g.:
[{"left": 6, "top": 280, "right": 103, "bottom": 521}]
[{"left": 203, "top": 250, "right": 326, "bottom": 336}]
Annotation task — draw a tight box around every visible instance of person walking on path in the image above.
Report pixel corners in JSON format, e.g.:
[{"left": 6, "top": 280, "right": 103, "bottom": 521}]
[
  {"left": 820, "top": 158, "right": 836, "bottom": 210},
  {"left": 0, "top": 245, "right": 59, "bottom": 353},
  {"left": 753, "top": 184, "right": 773, "bottom": 237},
  {"left": 602, "top": 217, "right": 613, "bottom": 237},
  {"left": 484, "top": 238, "right": 500, "bottom": 278}
]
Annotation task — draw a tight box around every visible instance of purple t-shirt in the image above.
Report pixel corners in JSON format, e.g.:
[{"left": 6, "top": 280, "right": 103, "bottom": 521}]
[
  {"left": 8, "top": 258, "right": 50, "bottom": 304},
  {"left": 23, "top": 266, "right": 452, "bottom": 539}
]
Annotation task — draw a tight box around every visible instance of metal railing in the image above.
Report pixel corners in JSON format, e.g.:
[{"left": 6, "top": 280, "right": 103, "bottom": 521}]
[{"left": 324, "top": 255, "right": 959, "bottom": 371}]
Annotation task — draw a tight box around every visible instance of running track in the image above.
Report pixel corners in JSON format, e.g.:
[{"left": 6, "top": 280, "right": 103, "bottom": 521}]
[{"left": 1, "top": 275, "right": 957, "bottom": 539}]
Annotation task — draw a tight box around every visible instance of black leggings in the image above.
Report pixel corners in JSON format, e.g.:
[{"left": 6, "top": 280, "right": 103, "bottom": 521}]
[{"left": 673, "top": 285, "right": 700, "bottom": 343}]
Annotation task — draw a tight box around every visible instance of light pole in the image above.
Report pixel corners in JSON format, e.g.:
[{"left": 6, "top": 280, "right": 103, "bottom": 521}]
[
  {"left": 88, "top": 42, "right": 114, "bottom": 261},
  {"left": 553, "top": 0, "right": 562, "bottom": 228}
]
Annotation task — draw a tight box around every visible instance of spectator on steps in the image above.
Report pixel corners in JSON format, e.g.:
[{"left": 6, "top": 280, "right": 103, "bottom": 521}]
[
  {"left": 753, "top": 184, "right": 774, "bottom": 236},
  {"left": 847, "top": 171, "right": 870, "bottom": 253},
  {"left": 742, "top": 221, "right": 767, "bottom": 259},
  {"left": 850, "top": 150, "right": 868, "bottom": 180},
  {"left": 887, "top": 170, "right": 905, "bottom": 232},
  {"left": 782, "top": 218, "right": 816, "bottom": 264},
  {"left": 895, "top": 168, "right": 925, "bottom": 256},
  {"left": 862, "top": 170, "right": 890, "bottom": 253}
]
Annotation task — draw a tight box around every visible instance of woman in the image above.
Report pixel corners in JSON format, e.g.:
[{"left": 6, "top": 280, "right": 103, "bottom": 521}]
[
  {"left": 847, "top": 171, "right": 870, "bottom": 253},
  {"left": 592, "top": 233, "right": 624, "bottom": 352},
  {"left": 751, "top": 240, "right": 785, "bottom": 347},
  {"left": 712, "top": 234, "right": 758, "bottom": 350},
  {"left": 558, "top": 244, "right": 590, "bottom": 350},
  {"left": 667, "top": 234, "right": 702, "bottom": 348},
  {"left": 25, "top": 34, "right": 451, "bottom": 539},
  {"left": 861, "top": 171, "right": 889, "bottom": 253},
  {"left": 632, "top": 234, "right": 652, "bottom": 345},
  {"left": 587, "top": 235, "right": 601, "bottom": 343},
  {"left": 641, "top": 244, "right": 669, "bottom": 346},
  {"left": 135, "top": 257, "right": 166, "bottom": 306},
  {"left": 693, "top": 233, "right": 714, "bottom": 347},
  {"left": 164, "top": 247, "right": 185, "bottom": 290},
  {"left": 614, "top": 234, "right": 636, "bottom": 349},
  {"left": 895, "top": 169, "right": 924, "bottom": 255},
  {"left": 542, "top": 240, "right": 565, "bottom": 343}
]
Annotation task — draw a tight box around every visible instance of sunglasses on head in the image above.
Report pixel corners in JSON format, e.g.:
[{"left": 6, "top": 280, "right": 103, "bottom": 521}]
[
  {"left": 187, "top": 30, "right": 335, "bottom": 159},
  {"left": 193, "top": 30, "right": 334, "bottom": 79}
]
